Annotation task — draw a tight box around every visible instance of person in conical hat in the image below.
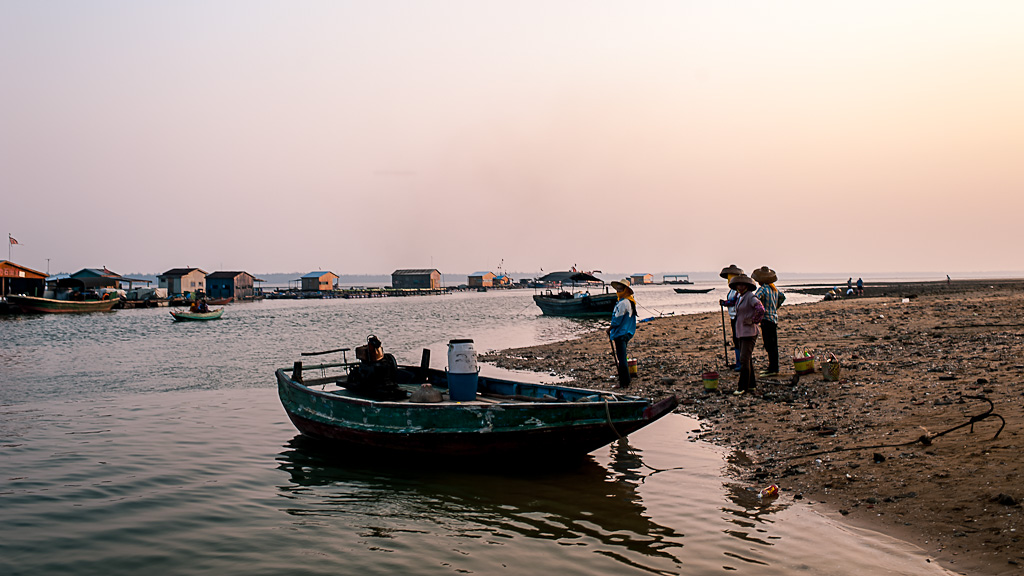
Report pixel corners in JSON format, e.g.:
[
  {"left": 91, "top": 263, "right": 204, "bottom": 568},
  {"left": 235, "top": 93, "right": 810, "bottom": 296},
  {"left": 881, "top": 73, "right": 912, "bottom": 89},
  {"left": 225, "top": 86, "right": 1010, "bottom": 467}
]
[
  {"left": 718, "top": 265, "right": 745, "bottom": 371},
  {"left": 726, "top": 274, "right": 764, "bottom": 395},
  {"left": 720, "top": 264, "right": 744, "bottom": 279},
  {"left": 607, "top": 278, "right": 637, "bottom": 388},
  {"left": 752, "top": 266, "right": 785, "bottom": 377}
]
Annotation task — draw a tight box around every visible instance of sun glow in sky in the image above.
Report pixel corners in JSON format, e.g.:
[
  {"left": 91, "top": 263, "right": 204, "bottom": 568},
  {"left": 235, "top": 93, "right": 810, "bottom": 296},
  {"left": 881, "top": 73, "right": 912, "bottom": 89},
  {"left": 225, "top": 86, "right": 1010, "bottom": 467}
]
[{"left": 2, "top": 1, "right": 1022, "bottom": 277}]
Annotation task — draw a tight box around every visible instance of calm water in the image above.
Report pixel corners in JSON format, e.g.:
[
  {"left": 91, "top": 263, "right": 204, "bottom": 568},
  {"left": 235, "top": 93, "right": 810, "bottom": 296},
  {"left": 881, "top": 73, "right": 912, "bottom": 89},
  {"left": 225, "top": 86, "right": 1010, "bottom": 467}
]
[{"left": 1, "top": 287, "right": 949, "bottom": 575}]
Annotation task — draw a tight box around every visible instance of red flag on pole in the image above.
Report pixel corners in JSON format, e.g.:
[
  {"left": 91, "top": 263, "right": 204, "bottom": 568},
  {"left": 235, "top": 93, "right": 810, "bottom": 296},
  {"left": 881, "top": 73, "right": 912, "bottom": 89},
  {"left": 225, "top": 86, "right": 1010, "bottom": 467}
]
[{"left": 8, "top": 235, "right": 17, "bottom": 245}]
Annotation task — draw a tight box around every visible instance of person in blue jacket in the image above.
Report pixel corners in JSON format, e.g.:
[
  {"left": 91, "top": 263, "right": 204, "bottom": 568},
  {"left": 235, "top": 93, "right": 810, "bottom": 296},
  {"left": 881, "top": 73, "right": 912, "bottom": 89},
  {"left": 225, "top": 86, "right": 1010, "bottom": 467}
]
[{"left": 607, "top": 279, "right": 638, "bottom": 388}]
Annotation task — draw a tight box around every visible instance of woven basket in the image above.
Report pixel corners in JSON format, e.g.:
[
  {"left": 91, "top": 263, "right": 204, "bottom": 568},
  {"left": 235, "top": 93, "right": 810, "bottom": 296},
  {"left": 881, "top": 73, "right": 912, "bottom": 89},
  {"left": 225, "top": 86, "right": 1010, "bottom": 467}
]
[
  {"left": 793, "top": 348, "right": 815, "bottom": 375},
  {"left": 822, "top": 351, "right": 841, "bottom": 381}
]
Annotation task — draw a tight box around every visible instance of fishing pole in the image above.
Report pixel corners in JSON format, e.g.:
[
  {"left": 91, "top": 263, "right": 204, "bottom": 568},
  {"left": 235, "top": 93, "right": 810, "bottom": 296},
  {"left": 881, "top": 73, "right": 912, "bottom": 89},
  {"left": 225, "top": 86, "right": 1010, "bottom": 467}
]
[{"left": 720, "top": 305, "right": 730, "bottom": 367}]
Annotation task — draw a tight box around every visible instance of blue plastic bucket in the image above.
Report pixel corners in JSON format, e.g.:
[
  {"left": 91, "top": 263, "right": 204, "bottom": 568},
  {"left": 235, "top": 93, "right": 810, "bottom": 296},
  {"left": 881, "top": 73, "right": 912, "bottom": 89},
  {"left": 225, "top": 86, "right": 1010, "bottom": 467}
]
[{"left": 447, "top": 370, "right": 479, "bottom": 401}]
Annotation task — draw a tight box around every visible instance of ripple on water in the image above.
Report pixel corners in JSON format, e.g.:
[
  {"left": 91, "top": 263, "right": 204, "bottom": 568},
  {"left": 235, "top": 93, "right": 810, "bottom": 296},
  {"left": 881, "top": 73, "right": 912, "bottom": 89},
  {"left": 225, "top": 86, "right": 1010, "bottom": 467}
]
[{"left": 1, "top": 296, "right": 947, "bottom": 576}]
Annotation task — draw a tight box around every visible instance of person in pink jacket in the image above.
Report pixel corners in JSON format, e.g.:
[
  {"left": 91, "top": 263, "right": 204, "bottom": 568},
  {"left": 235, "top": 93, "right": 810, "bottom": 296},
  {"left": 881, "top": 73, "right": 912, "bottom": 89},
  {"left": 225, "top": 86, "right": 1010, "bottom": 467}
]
[{"left": 727, "top": 274, "right": 764, "bottom": 395}]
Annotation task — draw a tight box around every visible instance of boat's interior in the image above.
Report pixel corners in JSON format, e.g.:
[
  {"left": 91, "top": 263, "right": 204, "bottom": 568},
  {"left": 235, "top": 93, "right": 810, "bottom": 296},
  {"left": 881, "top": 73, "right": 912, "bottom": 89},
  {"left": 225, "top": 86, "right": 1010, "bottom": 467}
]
[{"left": 287, "top": 360, "right": 632, "bottom": 405}]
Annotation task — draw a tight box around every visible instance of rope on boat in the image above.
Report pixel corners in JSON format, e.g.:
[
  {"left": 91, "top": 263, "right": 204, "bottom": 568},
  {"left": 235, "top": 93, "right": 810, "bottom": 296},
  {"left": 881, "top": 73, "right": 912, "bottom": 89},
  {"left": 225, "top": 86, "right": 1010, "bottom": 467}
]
[
  {"left": 763, "top": 395, "right": 1005, "bottom": 464},
  {"left": 602, "top": 398, "right": 686, "bottom": 475}
]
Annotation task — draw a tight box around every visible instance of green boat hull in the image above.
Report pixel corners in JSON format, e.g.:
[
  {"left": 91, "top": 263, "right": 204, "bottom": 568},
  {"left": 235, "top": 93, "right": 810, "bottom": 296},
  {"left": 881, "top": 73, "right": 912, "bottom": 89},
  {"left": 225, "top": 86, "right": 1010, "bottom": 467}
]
[{"left": 277, "top": 364, "right": 678, "bottom": 461}]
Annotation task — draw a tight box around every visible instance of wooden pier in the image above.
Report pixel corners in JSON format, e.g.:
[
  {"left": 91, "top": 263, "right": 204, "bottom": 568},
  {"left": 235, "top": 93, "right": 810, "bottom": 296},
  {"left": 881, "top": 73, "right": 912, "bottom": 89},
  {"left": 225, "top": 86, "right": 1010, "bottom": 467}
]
[
  {"left": 266, "top": 287, "right": 451, "bottom": 299},
  {"left": 341, "top": 288, "right": 450, "bottom": 299}
]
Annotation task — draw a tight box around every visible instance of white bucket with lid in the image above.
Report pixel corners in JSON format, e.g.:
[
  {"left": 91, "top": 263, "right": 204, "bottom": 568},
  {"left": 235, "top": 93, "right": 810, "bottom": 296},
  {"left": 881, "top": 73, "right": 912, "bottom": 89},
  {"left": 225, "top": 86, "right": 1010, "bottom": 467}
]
[{"left": 447, "top": 339, "right": 478, "bottom": 374}]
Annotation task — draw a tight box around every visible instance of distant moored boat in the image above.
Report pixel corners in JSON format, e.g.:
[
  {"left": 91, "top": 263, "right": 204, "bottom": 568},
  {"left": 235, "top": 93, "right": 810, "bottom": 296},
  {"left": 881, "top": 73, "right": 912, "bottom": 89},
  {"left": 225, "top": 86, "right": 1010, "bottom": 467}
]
[
  {"left": 532, "top": 271, "right": 617, "bottom": 317},
  {"left": 6, "top": 294, "right": 119, "bottom": 314},
  {"left": 673, "top": 287, "right": 715, "bottom": 294}
]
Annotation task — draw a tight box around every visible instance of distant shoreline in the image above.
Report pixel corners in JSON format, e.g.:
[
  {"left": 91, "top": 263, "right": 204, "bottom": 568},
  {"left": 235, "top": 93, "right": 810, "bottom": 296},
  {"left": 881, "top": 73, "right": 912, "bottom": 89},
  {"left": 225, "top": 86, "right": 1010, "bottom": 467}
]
[{"left": 785, "top": 277, "right": 1024, "bottom": 296}]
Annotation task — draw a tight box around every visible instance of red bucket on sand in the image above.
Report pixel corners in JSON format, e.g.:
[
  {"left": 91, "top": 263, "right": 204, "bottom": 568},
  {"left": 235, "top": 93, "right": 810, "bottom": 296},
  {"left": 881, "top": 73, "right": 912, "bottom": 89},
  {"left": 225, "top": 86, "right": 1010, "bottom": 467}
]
[{"left": 702, "top": 370, "right": 719, "bottom": 390}]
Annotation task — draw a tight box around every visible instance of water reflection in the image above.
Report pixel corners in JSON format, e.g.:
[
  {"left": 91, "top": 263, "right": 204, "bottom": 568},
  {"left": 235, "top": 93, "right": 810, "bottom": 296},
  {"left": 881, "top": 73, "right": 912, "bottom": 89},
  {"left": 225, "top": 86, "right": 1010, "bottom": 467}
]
[
  {"left": 275, "top": 435, "right": 686, "bottom": 571},
  {"left": 716, "top": 448, "right": 792, "bottom": 568}
]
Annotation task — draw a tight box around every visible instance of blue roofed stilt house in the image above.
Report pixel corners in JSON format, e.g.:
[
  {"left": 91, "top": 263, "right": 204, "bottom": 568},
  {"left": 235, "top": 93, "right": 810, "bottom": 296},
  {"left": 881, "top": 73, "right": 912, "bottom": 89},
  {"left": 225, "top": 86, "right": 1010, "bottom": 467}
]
[
  {"left": 301, "top": 271, "right": 338, "bottom": 294},
  {"left": 468, "top": 271, "right": 496, "bottom": 288},
  {"left": 206, "top": 271, "right": 260, "bottom": 301}
]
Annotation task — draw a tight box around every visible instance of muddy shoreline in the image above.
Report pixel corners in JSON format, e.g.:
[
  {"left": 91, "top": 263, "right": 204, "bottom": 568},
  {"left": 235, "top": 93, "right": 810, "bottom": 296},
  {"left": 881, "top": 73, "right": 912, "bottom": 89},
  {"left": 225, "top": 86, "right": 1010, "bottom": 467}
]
[{"left": 481, "top": 279, "right": 1024, "bottom": 575}]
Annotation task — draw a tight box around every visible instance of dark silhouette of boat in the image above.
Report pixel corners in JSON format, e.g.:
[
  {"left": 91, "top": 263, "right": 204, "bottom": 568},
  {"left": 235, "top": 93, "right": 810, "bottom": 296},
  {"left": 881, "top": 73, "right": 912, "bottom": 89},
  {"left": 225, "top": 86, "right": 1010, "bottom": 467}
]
[
  {"left": 673, "top": 287, "right": 715, "bottom": 294},
  {"left": 532, "top": 271, "right": 617, "bottom": 317}
]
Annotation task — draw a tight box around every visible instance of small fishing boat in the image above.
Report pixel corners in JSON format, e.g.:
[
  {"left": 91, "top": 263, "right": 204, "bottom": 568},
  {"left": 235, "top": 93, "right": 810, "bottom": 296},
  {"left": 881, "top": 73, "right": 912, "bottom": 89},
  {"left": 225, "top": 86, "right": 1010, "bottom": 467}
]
[
  {"left": 673, "top": 287, "right": 715, "bottom": 294},
  {"left": 532, "top": 291, "right": 618, "bottom": 317},
  {"left": 532, "top": 271, "right": 617, "bottom": 317},
  {"left": 206, "top": 297, "right": 233, "bottom": 305},
  {"left": 170, "top": 308, "right": 223, "bottom": 321},
  {"left": 6, "top": 294, "right": 119, "bottom": 313},
  {"left": 276, "top": 353, "right": 678, "bottom": 462}
]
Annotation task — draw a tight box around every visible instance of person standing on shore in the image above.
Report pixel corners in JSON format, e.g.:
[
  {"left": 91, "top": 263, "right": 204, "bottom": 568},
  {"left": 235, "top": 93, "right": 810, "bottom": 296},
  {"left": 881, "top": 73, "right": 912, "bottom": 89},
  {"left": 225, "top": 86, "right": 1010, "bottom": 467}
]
[
  {"left": 729, "top": 274, "right": 764, "bottom": 395},
  {"left": 856, "top": 277, "right": 864, "bottom": 295},
  {"left": 752, "top": 266, "right": 784, "bottom": 377},
  {"left": 719, "top": 264, "right": 745, "bottom": 371},
  {"left": 607, "top": 279, "right": 637, "bottom": 388}
]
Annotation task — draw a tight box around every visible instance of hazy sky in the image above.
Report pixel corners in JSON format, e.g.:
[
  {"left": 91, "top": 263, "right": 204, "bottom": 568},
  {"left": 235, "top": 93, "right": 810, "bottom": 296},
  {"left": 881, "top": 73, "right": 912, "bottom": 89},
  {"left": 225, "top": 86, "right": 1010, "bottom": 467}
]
[{"left": 2, "top": 1, "right": 1022, "bottom": 277}]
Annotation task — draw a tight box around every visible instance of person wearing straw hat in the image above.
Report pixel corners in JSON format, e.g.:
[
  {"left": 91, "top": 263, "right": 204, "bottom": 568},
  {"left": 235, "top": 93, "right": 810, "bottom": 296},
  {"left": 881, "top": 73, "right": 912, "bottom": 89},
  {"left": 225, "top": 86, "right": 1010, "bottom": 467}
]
[
  {"left": 718, "top": 264, "right": 745, "bottom": 371},
  {"left": 752, "top": 266, "right": 785, "bottom": 377},
  {"left": 728, "top": 274, "right": 764, "bottom": 395},
  {"left": 607, "top": 278, "right": 638, "bottom": 388}
]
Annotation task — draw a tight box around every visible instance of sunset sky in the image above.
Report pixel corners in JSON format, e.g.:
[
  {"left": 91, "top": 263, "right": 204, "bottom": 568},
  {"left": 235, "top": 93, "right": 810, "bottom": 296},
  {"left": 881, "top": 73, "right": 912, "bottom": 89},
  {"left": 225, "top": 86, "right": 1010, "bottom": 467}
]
[{"left": 2, "top": 1, "right": 1022, "bottom": 278}]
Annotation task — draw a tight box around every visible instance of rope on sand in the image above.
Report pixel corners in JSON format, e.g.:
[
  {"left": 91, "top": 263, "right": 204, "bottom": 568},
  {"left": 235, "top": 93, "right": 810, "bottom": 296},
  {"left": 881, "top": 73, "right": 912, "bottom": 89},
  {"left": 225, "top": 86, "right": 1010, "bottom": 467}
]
[
  {"left": 768, "top": 395, "right": 1005, "bottom": 463},
  {"left": 637, "top": 302, "right": 673, "bottom": 318}
]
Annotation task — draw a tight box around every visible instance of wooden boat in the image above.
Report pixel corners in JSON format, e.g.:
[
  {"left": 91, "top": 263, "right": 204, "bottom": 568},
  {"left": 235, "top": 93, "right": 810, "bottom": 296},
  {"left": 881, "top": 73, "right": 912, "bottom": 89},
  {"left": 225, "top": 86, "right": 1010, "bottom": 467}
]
[
  {"left": 206, "top": 297, "right": 233, "bottom": 305},
  {"left": 170, "top": 308, "right": 223, "bottom": 321},
  {"left": 6, "top": 294, "right": 119, "bottom": 313},
  {"left": 532, "top": 271, "right": 618, "bottom": 317},
  {"left": 276, "top": 358, "right": 679, "bottom": 462},
  {"left": 673, "top": 287, "right": 715, "bottom": 294},
  {"left": 532, "top": 291, "right": 618, "bottom": 317}
]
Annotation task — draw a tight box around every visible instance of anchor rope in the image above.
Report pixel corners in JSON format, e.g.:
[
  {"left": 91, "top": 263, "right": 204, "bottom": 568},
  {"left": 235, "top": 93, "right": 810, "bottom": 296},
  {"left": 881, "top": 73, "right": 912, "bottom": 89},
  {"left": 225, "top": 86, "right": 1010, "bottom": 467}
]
[{"left": 602, "top": 398, "right": 686, "bottom": 475}]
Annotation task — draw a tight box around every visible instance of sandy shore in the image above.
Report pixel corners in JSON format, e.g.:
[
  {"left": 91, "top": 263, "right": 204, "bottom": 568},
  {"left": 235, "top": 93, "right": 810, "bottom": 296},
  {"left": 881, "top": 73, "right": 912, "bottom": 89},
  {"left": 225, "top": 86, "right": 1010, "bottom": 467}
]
[{"left": 481, "top": 279, "right": 1024, "bottom": 575}]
